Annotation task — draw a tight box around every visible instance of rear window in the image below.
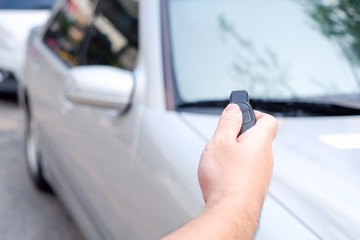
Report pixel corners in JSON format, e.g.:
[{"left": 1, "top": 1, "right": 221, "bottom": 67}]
[{"left": 0, "top": 0, "right": 56, "bottom": 9}]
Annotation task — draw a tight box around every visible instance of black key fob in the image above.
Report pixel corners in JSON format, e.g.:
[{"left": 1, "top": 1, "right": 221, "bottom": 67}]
[{"left": 229, "top": 90, "right": 256, "bottom": 135}]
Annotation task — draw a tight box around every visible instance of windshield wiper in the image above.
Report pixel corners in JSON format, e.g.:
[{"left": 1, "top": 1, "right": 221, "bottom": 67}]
[
  {"left": 177, "top": 98, "right": 360, "bottom": 116},
  {"left": 251, "top": 99, "right": 360, "bottom": 116},
  {"left": 177, "top": 100, "right": 228, "bottom": 115},
  {"left": 178, "top": 100, "right": 229, "bottom": 109}
]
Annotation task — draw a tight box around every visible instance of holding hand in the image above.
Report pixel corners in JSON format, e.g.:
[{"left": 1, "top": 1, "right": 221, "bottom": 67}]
[{"left": 163, "top": 104, "right": 278, "bottom": 240}]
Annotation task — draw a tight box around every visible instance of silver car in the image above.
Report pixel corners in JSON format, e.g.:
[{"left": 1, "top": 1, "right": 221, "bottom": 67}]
[{"left": 19, "top": 0, "right": 360, "bottom": 239}]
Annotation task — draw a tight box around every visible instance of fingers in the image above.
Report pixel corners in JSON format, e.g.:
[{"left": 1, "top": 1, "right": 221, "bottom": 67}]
[
  {"left": 212, "top": 104, "right": 243, "bottom": 141},
  {"left": 211, "top": 106, "right": 277, "bottom": 143},
  {"left": 253, "top": 110, "right": 278, "bottom": 140}
]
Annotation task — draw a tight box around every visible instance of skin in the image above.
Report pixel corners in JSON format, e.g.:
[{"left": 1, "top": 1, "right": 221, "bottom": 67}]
[{"left": 162, "top": 103, "right": 278, "bottom": 240}]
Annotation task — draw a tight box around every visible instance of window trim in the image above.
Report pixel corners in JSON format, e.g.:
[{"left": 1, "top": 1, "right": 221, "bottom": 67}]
[{"left": 160, "top": 0, "right": 182, "bottom": 111}]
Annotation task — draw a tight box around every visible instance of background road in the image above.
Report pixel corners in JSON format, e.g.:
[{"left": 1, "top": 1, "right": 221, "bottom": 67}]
[{"left": 0, "top": 98, "right": 83, "bottom": 240}]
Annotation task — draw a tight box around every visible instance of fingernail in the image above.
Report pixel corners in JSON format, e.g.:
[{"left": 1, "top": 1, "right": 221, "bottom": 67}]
[{"left": 224, "top": 103, "right": 240, "bottom": 113}]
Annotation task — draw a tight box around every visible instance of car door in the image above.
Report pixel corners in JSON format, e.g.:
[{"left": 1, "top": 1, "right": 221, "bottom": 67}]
[
  {"left": 27, "top": 0, "right": 105, "bottom": 237},
  {"left": 55, "top": 1, "right": 141, "bottom": 239},
  {"left": 30, "top": 0, "right": 140, "bottom": 239}
]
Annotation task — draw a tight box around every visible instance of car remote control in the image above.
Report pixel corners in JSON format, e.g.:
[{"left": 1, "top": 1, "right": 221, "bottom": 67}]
[{"left": 229, "top": 90, "right": 256, "bottom": 135}]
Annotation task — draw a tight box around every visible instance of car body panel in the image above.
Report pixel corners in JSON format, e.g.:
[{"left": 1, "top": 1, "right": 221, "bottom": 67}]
[{"left": 181, "top": 112, "right": 360, "bottom": 239}]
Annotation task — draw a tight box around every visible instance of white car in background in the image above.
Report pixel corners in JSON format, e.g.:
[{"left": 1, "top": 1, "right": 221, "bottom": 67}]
[{"left": 0, "top": 0, "right": 55, "bottom": 95}]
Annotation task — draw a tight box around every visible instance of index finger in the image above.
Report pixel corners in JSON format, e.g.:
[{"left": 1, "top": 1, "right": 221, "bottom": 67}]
[{"left": 253, "top": 110, "right": 278, "bottom": 140}]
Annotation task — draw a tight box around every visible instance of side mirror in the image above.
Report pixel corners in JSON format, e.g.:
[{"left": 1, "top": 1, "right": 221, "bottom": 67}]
[{"left": 65, "top": 66, "right": 134, "bottom": 112}]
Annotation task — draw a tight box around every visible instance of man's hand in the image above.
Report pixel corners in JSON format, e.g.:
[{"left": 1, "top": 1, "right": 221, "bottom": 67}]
[
  {"left": 162, "top": 103, "right": 278, "bottom": 240},
  {"left": 199, "top": 103, "right": 277, "bottom": 207}
]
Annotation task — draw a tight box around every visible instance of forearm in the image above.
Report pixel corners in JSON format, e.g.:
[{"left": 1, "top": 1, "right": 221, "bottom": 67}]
[{"left": 162, "top": 197, "right": 262, "bottom": 240}]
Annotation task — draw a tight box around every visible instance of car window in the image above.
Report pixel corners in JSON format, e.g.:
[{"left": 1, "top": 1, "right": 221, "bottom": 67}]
[
  {"left": 82, "top": 0, "right": 139, "bottom": 70},
  {"left": 42, "top": 0, "right": 95, "bottom": 67},
  {"left": 0, "top": 0, "right": 56, "bottom": 9}
]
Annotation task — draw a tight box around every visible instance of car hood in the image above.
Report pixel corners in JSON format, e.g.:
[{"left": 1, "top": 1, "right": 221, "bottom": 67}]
[{"left": 180, "top": 112, "right": 360, "bottom": 239}]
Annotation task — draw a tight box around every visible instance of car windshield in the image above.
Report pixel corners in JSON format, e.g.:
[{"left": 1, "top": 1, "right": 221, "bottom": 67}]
[
  {"left": 0, "top": 0, "right": 55, "bottom": 9},
  {"left": 167, "top": 0, "right": 360, "bottom": 105}
]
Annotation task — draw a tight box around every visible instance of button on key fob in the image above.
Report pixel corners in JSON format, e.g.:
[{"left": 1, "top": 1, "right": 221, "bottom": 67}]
[{"left": 229, "top": 90, "right": 256, "bottom": 135}]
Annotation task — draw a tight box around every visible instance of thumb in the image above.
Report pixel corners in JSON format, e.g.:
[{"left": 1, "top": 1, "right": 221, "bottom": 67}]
[{"left": 213, "top": 104, "right": 243, "bottom": 141}]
